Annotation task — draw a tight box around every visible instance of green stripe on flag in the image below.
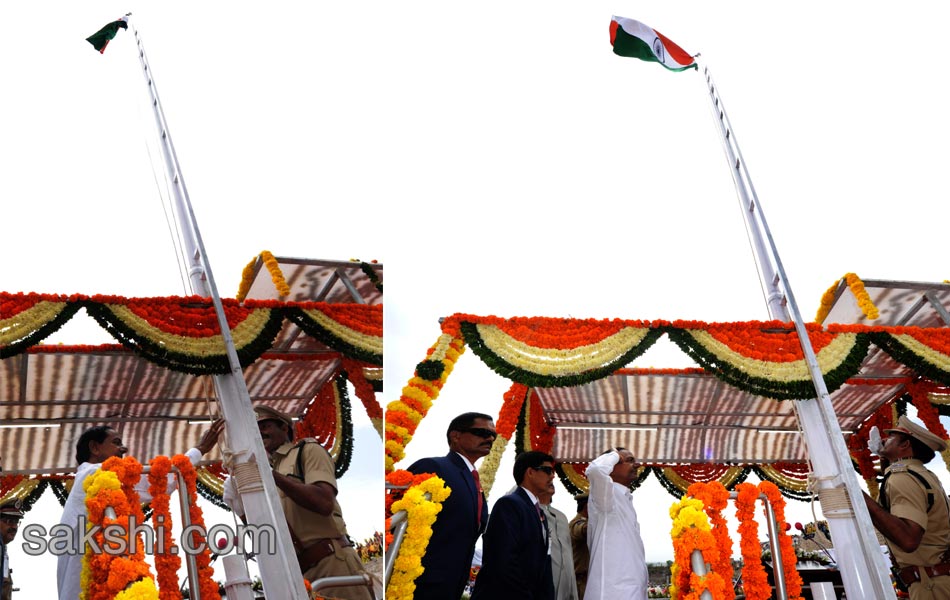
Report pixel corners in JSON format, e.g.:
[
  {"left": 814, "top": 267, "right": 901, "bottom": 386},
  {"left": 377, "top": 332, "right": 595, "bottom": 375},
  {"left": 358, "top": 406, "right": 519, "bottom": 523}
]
[{"left": 86, "top": 19, "right": 127, "bottom": 54}]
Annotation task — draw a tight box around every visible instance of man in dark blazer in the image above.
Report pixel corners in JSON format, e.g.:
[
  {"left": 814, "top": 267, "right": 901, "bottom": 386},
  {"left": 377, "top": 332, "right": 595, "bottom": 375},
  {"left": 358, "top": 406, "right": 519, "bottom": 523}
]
[
  {"left": 407, "top": 412, "right": 495, "bottom": 600},
  {"left": 471, "top": 450, "right": 556, "bottom": 600}
]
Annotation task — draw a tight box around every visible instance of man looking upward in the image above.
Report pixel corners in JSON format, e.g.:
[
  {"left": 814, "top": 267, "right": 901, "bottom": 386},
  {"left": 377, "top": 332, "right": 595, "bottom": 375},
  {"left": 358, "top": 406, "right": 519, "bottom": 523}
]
[{"left": 585, "top": 448, "right": 647, "bottom": 600}]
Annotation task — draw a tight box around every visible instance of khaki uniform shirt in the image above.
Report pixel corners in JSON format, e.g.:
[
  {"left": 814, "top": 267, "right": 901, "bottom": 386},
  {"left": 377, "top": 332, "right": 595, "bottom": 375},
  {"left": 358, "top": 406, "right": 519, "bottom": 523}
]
[
  {"left": 568, "top": 513, "right": 589, "bottom": 599},
  {"left": 270, "top": 439, "right": 349, "bottom": 543},
  {"left": 881, "top": 459, "right": 950, "bottom": 568}
]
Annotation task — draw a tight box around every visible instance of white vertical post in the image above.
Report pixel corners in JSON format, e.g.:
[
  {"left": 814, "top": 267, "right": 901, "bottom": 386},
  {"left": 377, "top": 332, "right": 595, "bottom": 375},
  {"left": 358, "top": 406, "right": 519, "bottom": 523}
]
[
  {"left": 126, "top": 19, "right": 308, "bottom": 600},
  {"left": 698, "top": 64, "right": 895, "bottom": 600},
  {"left": 688, "top": 550, "right": 714, "bottom": 600}
]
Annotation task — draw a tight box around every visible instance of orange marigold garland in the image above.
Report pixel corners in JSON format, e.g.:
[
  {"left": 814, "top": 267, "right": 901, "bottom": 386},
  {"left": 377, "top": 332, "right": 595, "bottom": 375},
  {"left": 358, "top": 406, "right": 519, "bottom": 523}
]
[
  {"left": 147, "top": 456, "right": 182, "bottom": 600},
  {"left": 170, "top": 454, "right": 221, "bottom": 600},
  {"left": 906, "top": 380, "right": 950, "bottom": 472},
  {"left": 385, "top": 329, "right": 466, "bottom": 473},
  {"left": 384, "top": 470, "right": 434, "bottom": 546},
  {"left": 518, "top": 389, "right": 556, "bottom": 454},
  {"left": 686, "top": 482, "right": 734, "bottom": 600},
  {"left": 668, "top": 496, "right": 728, "bottom": 600},
  {"left": 82, "top": 457, "right": 157, "bottom": 600},
  {"left": 758, "top": 482, "right": 803, "bottom": 600},
  {"left": 342, "top": 357, "right": 384, "bottom": 438},
  {"left": 734, "top": 482, "right": 770, "bottom": 600}
]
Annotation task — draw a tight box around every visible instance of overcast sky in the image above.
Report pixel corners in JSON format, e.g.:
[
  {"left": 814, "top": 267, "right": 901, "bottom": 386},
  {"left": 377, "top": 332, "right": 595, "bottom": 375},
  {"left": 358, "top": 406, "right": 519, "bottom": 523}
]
[{"left": 3, "top": 1, "right": 950, "bottom": 596}]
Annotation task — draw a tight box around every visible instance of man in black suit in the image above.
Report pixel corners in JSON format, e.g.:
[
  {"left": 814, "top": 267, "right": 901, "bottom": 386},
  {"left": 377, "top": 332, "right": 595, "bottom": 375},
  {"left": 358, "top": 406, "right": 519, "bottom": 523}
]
[
  {"left": 407, "top": 412, "right": 495, "bottom": 600},
  {"left": 471, "top": 450, "right": 556, "bottom": 600}
]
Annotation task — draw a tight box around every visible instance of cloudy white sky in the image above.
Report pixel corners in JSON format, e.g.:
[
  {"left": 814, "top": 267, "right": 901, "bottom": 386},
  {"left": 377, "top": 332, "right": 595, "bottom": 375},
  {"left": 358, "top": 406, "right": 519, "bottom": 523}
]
[{"left": 2, "top": 1, "right": 949, "bottom": 596}]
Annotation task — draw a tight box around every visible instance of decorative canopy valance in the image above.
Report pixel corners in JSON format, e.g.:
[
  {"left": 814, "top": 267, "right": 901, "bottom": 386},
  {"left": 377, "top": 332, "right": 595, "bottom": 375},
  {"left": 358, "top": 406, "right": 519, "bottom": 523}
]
[
  {"left": 387, "top": 276, "right": 950, "bottom": 500},
  {"left": 0, "top": 255, "right": 383, "bottom": 513}
]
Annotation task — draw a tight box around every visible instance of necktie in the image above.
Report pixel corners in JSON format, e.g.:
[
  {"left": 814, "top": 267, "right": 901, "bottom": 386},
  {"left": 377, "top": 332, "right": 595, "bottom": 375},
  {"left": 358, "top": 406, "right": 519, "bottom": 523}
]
[
  {"left": 472, "top": 469, "right": 484, "bottom": 527},
  {"left": 536, "top": 503, "right": 549, "bottom": 545}
]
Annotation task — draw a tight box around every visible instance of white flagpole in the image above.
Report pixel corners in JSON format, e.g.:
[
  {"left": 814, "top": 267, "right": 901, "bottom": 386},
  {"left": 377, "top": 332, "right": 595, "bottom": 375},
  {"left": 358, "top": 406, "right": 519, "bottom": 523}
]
[
  {"left": 698, "top": 63, "right": 895, "bottom": 599},
  {"left": 127, "top": 18, "right": 308, "bottom": 600}
]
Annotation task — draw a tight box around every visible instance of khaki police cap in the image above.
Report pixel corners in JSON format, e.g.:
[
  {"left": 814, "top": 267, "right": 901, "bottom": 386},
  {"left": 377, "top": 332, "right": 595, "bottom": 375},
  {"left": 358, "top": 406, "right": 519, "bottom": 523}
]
[
  {"left": 884, "top": 416, "right": 948, "bottom": 452},
  {"left": 254, "top": 405, "right": 294, "bottom": 430}
]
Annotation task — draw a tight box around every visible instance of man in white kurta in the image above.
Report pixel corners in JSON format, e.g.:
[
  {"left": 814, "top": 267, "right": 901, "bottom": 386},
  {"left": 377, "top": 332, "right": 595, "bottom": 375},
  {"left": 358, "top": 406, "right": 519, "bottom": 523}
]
[
  {"left": 57, "top": 422, "right": 222, "bottom": 600},
  {"left": 585, "top": 448, "right": 647, "bottom": 600}
]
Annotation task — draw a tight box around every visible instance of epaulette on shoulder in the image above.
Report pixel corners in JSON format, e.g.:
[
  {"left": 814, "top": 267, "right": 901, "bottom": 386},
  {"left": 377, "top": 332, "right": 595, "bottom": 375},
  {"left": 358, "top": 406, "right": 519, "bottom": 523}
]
[{"left": 889, "top": 462, "right": 910, "bottom": 473}]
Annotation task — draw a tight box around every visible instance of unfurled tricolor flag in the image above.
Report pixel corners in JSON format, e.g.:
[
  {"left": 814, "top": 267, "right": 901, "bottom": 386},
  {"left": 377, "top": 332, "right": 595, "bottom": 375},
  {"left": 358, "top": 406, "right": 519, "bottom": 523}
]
[
  {"left": 85, "top": 16, "right": 129, "bottom": 54},
  {"left": 609, "top": 16, "right": 696, "bottom": 72}
]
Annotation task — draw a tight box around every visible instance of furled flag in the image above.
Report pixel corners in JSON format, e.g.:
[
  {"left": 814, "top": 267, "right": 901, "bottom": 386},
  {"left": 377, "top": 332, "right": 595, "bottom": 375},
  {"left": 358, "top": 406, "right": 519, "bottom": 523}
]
[
  {"left": 86, "top": 16, "right": 129, "bottom": 54},
  {"left": 609, "top": 16, "right": 696, "bottom": 71}
]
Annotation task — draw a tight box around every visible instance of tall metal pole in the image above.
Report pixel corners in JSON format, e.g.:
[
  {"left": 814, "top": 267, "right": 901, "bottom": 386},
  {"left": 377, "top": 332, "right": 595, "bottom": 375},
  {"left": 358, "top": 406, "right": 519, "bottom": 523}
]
[
  {"left": 699, "top": 63, "right": 894, "bottom": 599},
  {"left": 127, "top": 19, "right": 308, "bottom": 600}
]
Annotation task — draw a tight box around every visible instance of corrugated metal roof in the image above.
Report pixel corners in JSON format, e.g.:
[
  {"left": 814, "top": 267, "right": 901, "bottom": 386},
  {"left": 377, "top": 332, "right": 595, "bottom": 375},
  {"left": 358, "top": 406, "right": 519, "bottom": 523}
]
[
  {"left": 0, "top": 255, "right": 381, "bottom": 475},
  {"left": 538, "top": 277, "right": 948, "bottom": 465}
]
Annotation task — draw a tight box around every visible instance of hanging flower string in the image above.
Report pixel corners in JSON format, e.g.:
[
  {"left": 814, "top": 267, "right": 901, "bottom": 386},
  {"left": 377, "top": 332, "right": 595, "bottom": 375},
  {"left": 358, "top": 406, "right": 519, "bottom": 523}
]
[
  {"left": 235, "top": 251, "right": 291, "bottom": 301},
  {"left": 815, "top": 273, "right": 880, "bottom": 323},
  {"left": 757, "top": 482, "right": 803, "bottom": 599},
  {"left": 385, "top": 330, "right": 466, "bottom": 473},
  {"left": 477, "top": 382, "right": 528, "bottom": 495},
  {"left": 147, "top": 456, "right": 182, "bottom": 600},
  {"left": 521, "top": 390, "right": 556, "bottom": 454},
  {"left": 171, "top": 455, "right": 221, "bottom": 600},
  {"left": 734, "top": 483, "right": 770, "bottom": 600},
  {"left": 342, "top": 357, "right": 384, "bottom": 438},
  {"left": 906, "top": 380, "right": 950, "bottom": 471},
  {"left": 385, "top": 475, "right": 450, "bottom": 600},
  {"left": 685, "top": 482, "right": 734, "bottom": 600}
]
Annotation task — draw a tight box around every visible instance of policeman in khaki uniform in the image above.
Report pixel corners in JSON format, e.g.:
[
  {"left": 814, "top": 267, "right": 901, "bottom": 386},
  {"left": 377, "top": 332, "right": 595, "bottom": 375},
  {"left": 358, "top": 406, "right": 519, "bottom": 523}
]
[
  {"left": 865, "top": 416, "right": 950, "bottom": 599},
  {"left": 0, "top": 499, "right": 24, "bottom": 600},
  {"left": 224, "top": 406, "right": 371, "bottom": 600}
]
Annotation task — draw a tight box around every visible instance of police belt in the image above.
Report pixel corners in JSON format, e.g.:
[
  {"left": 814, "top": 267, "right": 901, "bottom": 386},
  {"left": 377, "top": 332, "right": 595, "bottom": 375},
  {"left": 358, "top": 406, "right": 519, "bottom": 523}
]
[
  {"left": 297, "top": 536, "right": 352, "bottom": 572},
  {"left": 899, "top": 561, "right": 950, "bottom": 587}
]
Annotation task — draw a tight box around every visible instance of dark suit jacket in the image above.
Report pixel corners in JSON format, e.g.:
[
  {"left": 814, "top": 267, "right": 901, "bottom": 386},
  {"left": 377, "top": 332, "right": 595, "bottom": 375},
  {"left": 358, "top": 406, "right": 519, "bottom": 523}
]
[
  {"left": 470, "top": 487, "right": 555, "bottom": 600},
  {"left": 407, "top": 453, "right": 488, "bottom": 600}
]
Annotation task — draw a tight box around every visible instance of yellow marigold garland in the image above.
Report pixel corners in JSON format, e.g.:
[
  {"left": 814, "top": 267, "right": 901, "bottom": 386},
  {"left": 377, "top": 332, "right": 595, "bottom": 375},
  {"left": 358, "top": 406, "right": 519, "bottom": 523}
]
[
  {"left": 686, "top": 482, "right": 734, "bottom": 600},
  {"left": 477, "top": 383, "right": 528, "bottom": 495},
  {"left": 816, "top": 273, "right": 879, "bottom": 323},
  {"left": 386, "top": 476, "right": 451, "bottom": 600},
  {"left": 668, "top": 496, "right": 728, "bottom": 600},
  {"left": 236, "top": 251, "right": 290, "bottom": 301},
  {"left": 81, "top": 459, "right": 158, "bottom": 600}
]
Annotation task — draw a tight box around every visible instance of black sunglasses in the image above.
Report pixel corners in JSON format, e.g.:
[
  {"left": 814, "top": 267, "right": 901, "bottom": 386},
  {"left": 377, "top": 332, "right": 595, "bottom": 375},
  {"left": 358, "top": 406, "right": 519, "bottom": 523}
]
[
  {"left": 461, "top": 427, "right": 497, "bottom": 439},
  {"left": 532, "top": 465, "right": 555, "bottom": 475}
]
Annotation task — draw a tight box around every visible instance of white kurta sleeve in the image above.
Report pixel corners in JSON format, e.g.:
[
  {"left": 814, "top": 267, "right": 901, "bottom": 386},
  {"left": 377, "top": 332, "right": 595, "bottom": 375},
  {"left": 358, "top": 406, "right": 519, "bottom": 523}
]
[{"left": 586, "top": 451, "right": 620, "bottom": 513}]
